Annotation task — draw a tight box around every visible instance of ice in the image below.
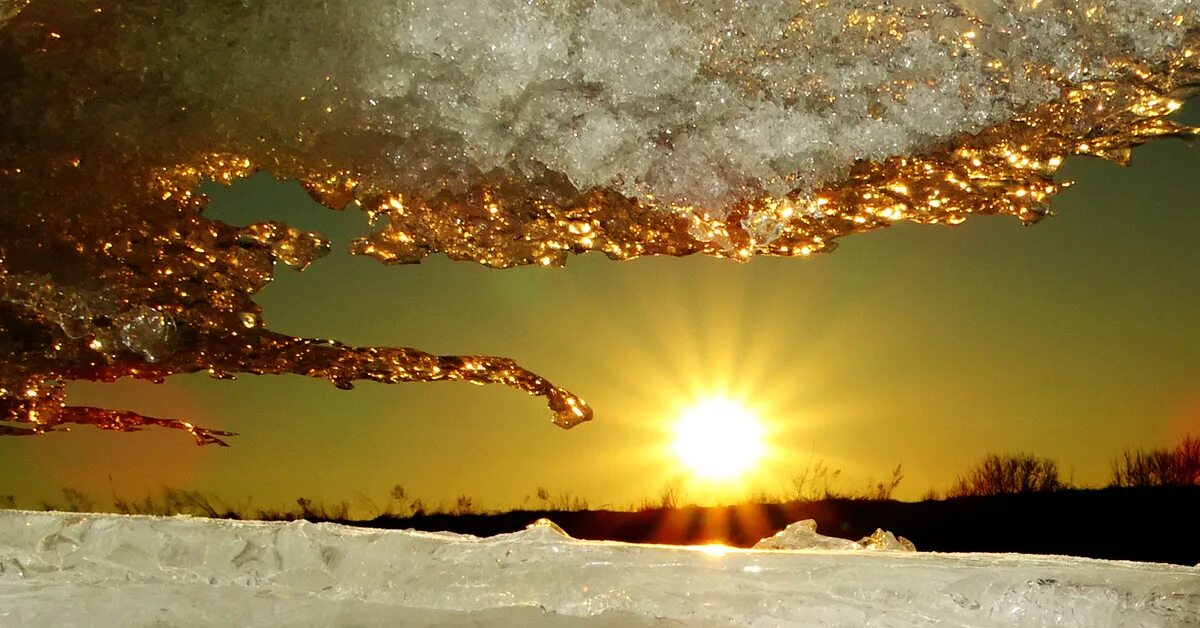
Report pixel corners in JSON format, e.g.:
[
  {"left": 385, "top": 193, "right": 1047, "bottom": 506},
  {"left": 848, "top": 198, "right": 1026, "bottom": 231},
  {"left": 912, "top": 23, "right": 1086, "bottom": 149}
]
[
  {"left": 753, "top": 518, "right": 860, "bottom": 550},
  {"left": 751, "top": 519, "right": 917, "bottom": 552},
  {"left": 3, "top": 1, "right": 1200, "bottom": 438},
  {"left": 857, "top": 528, "right": 918, "bottom": 552},
  {"left": 0, "top": 510, "right": 1196, "bottom": 627}
]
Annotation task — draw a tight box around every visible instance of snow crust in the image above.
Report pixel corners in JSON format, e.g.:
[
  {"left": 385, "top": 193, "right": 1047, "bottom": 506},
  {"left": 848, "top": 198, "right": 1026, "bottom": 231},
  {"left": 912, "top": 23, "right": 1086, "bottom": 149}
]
[
  {"left": 1, "top": 510, "right": 1197, "bottom": 627},
  {"left": 10, "top": 1, "right": 1195, "bottom": 213},
  {"left": 225, "top": 0, "right": 1195, "bottom": 209}
]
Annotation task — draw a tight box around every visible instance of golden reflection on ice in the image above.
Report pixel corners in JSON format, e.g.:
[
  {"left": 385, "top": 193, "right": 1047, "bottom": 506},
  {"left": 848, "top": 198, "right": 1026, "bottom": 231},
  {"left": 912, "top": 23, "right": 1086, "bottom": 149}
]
[{"left": 0, "top": 1, "right": 1198, "bottom": 444}]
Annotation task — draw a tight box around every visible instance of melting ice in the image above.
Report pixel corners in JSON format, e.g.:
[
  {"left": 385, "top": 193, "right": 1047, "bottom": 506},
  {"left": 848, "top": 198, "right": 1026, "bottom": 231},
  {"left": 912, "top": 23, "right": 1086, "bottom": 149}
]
[{"left": 1, "top": 2, "right": 1198, "bottom": 436}]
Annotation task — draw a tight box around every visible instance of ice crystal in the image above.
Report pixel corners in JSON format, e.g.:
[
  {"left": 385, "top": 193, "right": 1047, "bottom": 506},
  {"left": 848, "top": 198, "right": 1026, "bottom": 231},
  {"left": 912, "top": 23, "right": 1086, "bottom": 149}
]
[{"left": 1, "top": 1, "right": 1198, "bottom": 441}]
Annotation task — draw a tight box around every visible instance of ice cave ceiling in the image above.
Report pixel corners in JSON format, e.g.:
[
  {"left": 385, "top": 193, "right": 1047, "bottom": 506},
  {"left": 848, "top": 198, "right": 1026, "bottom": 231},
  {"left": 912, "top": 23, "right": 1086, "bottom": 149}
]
[{"left": 1, "top": 0, "right": 1197, "bottom": 442}]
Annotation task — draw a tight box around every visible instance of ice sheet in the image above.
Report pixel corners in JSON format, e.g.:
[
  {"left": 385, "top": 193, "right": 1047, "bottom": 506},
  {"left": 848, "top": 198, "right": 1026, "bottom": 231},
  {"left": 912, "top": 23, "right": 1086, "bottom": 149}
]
[{"left": 1, "top": 510, "right": 1196, "bottom": 627}]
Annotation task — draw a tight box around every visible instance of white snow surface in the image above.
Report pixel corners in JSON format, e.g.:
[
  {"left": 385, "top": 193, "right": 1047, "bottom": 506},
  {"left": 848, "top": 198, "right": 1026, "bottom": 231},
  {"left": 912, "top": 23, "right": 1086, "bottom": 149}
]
[{"left": 1, "top": 510, "right": 1197, "bottom": 627}]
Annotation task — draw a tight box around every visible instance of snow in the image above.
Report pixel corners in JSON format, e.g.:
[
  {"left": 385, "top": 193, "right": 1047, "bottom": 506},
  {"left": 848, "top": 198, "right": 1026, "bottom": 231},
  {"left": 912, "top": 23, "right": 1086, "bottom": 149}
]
[
  {"left": 7, "top": 1, "right": 1198, "bottom": 214},
  {"left": 1, "top": 510, "right": 1197, "bottom": 627}
]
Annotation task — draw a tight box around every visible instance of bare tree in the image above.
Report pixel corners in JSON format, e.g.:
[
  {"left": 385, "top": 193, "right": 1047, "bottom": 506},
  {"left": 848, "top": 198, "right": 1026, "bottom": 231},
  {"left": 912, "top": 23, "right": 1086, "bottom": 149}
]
[
  {"left": 946, "top": 453, "right": 1064, "bottom": 497},
  {"left": 1110, "top": 435, "right": 1200, "bottom": 487}
]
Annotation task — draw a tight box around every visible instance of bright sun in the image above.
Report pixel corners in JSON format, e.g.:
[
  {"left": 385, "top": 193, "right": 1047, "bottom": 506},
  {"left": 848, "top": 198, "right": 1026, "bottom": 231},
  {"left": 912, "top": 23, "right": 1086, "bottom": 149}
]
[{"left": 671, "top": 396, "right": 767, "bottom": 482}]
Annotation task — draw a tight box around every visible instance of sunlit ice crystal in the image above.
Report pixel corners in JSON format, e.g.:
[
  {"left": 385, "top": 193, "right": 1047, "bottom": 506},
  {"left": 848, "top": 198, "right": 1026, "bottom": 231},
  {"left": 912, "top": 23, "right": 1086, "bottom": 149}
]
[{"left": 1, "top": 1, "right": 1198, "bottom": 443}]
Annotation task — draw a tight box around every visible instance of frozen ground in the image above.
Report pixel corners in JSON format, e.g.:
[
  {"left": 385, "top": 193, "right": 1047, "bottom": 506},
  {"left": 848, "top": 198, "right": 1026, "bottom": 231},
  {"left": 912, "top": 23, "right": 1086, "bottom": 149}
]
[{"left": 1, "top": 510, "right": 1197, "bottom": 627}]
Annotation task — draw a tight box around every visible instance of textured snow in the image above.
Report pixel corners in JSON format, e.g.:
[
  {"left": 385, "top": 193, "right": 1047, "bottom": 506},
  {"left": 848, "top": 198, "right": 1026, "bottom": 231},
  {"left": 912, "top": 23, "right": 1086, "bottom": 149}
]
[
  {"left": 1, "top": 510, "right": 1197, "bottom": 627},
  {"left": 226, "top": 0, "right": 1195, "bottom": 209},
  {"left": 9, "top": 1, "right": 1195, "bottom": 212}
]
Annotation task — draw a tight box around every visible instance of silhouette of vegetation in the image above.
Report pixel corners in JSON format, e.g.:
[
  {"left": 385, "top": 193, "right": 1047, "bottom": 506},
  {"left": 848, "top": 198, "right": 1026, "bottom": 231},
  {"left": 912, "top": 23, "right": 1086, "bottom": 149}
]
[
  {"left": 534, "top": 487, "right": 589, "bottom": 511},
  {"left": 945, "top": 453, "right": 1063, "bottom": 497},
  {"left": 787, "top": 459, "right": 843, "bottom": 501},
  {"left": 8, "top": 438, "right": 1200, "bottom": 563},
  {"left": 6, "top": 458, "right": 904, "bottom": 521},
  {"left": 383, "top": 484, "right": 426, "bottom": 517},
  {"left": 636, "top": 480, "right": 682, "bottom": 511},
  {"left": 41, "top": 487, "right": 93, "bottom": 513},
  {"left": 863, "top": 464, "right": 904, "bottom": 501},
  {"left": 9, "top": 450, "right": 1200, "bottom": 564},
  {"left": 752, "top": 461, "right": 903, "bottom": 503},
  {"left": 0, "top": 455, "right": 1055, "bottom": 519},
  {"left": 296, "top": 496, "right": 350, "bottom": 521},
  {"left": 111, "top": 488, "right": 243, "bottom": 519},
  {"left": 1110, "top": 435, "right": 1200, "bottom": 487},
  {"left": 450, "top": 494, "right": 475, "bottom": 516}
]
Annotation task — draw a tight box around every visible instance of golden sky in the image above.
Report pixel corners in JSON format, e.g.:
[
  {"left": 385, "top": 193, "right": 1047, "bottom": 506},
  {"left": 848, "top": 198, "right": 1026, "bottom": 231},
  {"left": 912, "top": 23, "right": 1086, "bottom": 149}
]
[{"left": 2, "top": 106, "right": 1198, "bottom": 516}]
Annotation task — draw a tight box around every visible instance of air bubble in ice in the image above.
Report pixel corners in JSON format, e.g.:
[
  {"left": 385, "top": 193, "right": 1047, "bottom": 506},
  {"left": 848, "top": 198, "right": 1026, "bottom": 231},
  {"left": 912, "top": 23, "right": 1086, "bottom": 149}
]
[{"left": 119, "top": 308, "right": 177, "bottom": 363}]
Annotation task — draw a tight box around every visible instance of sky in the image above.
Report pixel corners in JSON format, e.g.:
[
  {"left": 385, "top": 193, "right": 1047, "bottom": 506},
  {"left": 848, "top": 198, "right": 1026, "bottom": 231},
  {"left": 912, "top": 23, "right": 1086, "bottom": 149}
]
[{"left": 1, "top": 104, "right": 1198, "bottom": 515}]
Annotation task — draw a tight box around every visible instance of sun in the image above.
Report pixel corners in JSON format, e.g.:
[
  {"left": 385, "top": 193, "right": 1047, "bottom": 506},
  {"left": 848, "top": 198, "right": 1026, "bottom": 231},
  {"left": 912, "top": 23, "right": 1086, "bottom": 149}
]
[{"left": 671, "top": 396, "right": 767, "bottom": 482}]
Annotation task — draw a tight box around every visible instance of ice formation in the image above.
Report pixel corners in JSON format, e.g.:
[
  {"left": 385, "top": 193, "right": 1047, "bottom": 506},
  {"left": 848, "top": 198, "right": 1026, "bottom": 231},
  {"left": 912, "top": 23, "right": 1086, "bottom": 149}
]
[
  {"left": 2, "top": 1, "right": 1199, "bottom": 439},
  {"left": 752, "top": 518, "right": 917, "bottom": 551},
  {"left": 0, "top": 510, "right": 1197, "bottom": 627}
]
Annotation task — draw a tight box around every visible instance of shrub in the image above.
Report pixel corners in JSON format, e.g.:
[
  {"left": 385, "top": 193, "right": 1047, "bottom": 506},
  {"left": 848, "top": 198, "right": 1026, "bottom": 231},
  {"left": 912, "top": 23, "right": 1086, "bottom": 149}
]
[
  {"left": 636, "top": 480, "right": 682, "bottom": 511},
  {"left": 295, "top": 496, "right": 349, "bottom": 521},
  {"left": 40, "top": 487, "right": 93, "bottom": 513},
  {"left": 787, "top": 460, "right": 843, "bottom": 501},
  {"left": 946, "top": 453, "right": 1064, "bottom": 497},
  {"left": 451, "top": 494, "right": 475, "bottom": 515},
  {"left": 1110, "top": 435, "right": 1200, "bottom": 487},
  {"left": 862, "top": 464, "right": 904, "bottom": 501},
  {"left": 381, "top": 484, "right": 425, "bottom": 517},
  {"left": 534, "top": 487, "right": 589, "bottom": 511}
]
